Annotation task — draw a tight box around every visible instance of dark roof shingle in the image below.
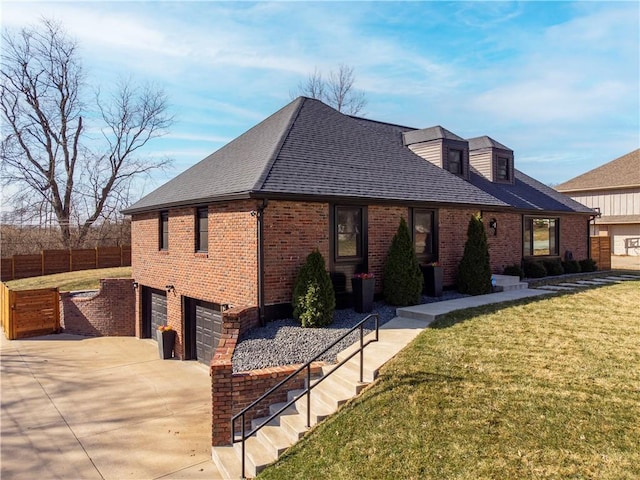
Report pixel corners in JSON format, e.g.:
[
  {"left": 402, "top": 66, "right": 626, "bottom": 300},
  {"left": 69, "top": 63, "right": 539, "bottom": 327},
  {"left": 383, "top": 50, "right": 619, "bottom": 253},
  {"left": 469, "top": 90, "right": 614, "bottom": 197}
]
[{"left": 123, "top": 97, "right": 590, "bottom": 216}]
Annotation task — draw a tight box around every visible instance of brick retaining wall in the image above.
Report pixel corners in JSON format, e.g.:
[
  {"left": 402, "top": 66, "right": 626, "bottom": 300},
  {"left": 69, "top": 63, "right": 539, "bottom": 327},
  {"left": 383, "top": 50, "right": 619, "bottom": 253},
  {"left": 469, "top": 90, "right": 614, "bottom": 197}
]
[
  {"left": 60, "top": 278, "right": 135, "bottom": 336},
  {"left": 210, "top": 305, "right": 322, "bottom": 446}
]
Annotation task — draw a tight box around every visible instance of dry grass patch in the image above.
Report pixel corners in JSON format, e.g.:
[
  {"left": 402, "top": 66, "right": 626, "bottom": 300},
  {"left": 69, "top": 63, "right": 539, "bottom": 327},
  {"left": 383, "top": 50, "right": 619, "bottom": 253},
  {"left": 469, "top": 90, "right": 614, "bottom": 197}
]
[
  {"left": 259, "top": 282, "right": 640, "bottom": 480},
  {"left": 5, "top": 267, "right": 131, "bottom": 292}
]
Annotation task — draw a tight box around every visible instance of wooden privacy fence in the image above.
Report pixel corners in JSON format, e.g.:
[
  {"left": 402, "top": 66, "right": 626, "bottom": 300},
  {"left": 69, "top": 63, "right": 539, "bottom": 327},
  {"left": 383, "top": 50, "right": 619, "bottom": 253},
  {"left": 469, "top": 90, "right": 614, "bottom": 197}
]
[
  {"left": 0, "top": 246, "right": 131, "bottom": 281},
  {"left": 1, "top": 283, "right": 60, "bottom": 340},
  {"left": 590, "top": 236, "right": 611, "bottom": 270}
]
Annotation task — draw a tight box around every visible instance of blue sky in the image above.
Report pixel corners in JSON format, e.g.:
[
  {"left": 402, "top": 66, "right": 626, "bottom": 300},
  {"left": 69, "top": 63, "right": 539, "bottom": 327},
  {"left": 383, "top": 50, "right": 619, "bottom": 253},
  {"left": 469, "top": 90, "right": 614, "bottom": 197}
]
[{"left": 3, "top": 1, "right": 639, "bottom": 198}]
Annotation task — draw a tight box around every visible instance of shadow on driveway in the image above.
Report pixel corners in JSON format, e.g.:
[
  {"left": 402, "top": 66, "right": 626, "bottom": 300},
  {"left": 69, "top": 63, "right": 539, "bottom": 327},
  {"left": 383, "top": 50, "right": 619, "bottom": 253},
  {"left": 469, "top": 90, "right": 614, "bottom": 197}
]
[{"left": 1, "top": 334, "right": 222, "bottom": 479}]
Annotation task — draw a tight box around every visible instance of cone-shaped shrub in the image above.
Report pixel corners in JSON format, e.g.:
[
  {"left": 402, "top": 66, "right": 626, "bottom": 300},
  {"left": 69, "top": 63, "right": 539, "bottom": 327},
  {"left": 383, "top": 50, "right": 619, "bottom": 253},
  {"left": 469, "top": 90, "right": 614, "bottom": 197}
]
[
  {"left": 292, "top": 249, "right": 335, "bottom": 327},
  {"left": 457, "top": 214, "right": 492, "bottom": 295},
  {"left": 383, "top": 217, "right": 423, "bottom": 306}
]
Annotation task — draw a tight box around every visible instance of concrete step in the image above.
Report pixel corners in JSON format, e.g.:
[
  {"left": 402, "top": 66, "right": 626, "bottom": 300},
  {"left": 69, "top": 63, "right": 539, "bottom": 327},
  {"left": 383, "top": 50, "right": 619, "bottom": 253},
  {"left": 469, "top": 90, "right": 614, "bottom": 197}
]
[
  {"left": 316, "top": 364, "right": 368, "bottom": 395},
  {"left": 211, "top": 445, "right": 242, "bottom": 480},
  {"left": 232, "top": 435, "right": 277, "bottom": 478},
  {"left": 492, "top": 274, "right": 528, "bottom": 292},
  {"left": 273, "top": 404, "right": 312, "bottom": 439},
  {"left": 306, "top": 380, "right": 351, "bottom": 410},
  {"left": 288, "top": 388, "right": 336, "bottom": 424},
  {"left": 331, "top": 356, "right": 378, "bottom": 383},
  {"left": 254, "top": 420, "right": 295, "bottom": 458}
]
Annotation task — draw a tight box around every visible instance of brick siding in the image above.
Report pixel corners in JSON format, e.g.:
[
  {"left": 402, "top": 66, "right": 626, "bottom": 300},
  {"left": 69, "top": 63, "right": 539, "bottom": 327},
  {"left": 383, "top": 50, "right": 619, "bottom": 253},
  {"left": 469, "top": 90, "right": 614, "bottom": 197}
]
[
  {"left": 60, "top": 278, "right": 135, "bottom": 336},
  {"left": 130, "top": 200, "right": 590, "bottom": 357},
  {"left": 131, "top": 201, "right": 259, "bottom": 358}
]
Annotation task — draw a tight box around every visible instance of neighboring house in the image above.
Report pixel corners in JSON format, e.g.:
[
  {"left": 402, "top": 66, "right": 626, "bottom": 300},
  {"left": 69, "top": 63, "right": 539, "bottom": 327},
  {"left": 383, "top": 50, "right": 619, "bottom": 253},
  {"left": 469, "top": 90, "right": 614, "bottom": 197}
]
[
  {"left": 556, "top": 149, "right": 640, "bottom": 257},
  {"left": 122, "top": 97, "right": 593, "bottom": 364}
]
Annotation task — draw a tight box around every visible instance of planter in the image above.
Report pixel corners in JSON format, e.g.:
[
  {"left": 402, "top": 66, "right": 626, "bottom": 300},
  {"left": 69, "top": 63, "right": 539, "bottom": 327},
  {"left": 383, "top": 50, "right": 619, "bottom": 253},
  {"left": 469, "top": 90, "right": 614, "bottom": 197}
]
[
  {"left": 157, "top": 329, "right": 176, "bottom": 359},
  {"left": 421, "top": 265, "right": 443, "bottom": 297},
  {"left": 351, "top": 277, "right": 375, "bottom": 313}
]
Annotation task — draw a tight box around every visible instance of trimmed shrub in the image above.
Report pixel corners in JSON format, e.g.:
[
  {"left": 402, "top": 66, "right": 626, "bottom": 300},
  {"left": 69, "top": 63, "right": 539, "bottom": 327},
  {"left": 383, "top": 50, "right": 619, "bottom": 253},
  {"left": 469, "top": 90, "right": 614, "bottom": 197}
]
[
  {"left": 383, "top": 217, "right": 423, "bottom": 306},
  {"left": 524, "top": 260, "right": 547, "bottom": 278},
  {"left": 562, "top": 260, "right": 581, "bottom": 274},
  {"left": 292, "top": 249, "right": 335, "bottom": 327},
  {"left": 543, "top": 259, "right": 564, "bottom": 276},
  {"left": 457, "top": 214, "right": 492, "bottom": 295},
  {"left": 503, "top": 264, "right": 524, "bottom": 279},
  {"left": 580, "top": 258, "right": 598, "bottom": 272}
]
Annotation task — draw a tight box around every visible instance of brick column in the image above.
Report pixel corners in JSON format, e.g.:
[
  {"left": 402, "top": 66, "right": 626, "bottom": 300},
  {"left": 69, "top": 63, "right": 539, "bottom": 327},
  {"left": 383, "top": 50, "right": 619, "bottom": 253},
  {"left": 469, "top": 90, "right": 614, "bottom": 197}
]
[{"left": 211, "top": 357, "right": 234, "bottom": 446}]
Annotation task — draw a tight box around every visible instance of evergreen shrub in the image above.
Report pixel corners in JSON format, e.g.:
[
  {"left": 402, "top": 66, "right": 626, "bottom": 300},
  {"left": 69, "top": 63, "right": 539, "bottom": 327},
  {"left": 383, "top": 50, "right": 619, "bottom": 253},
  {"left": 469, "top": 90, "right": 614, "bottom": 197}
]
[
  {"left": 457, "top": 214, "right": 492, "bottom": 295},
  {"left": 383, "top": 217, "right": 423, "bottom": 306},
  {"left": 579, "top": 258, "right": 598, "bottom": 272},
  {"left": 292, "top": 249, "right": 335, "bottom": 327},
  {"left": 543, "top": 259, "right": 564, "bottom": 276},
  {"left": 503, "top": 264, "right": 524, "bottom": 279},
  {"left": 524, "top": 260, "right": 547, "bottom": 278},
  {"left": 562, "top": 260, "right": 581, "bottom": 274}
]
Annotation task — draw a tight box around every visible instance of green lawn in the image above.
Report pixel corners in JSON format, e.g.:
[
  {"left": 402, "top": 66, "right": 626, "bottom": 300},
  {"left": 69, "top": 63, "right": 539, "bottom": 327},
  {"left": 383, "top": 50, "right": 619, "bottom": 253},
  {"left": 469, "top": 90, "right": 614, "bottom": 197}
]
[
  {"left": 4, "top": 266, "right": 131, "bottom": 292},
  {"left": 259, "top": 281, "right": 640, "bottom": 480}
]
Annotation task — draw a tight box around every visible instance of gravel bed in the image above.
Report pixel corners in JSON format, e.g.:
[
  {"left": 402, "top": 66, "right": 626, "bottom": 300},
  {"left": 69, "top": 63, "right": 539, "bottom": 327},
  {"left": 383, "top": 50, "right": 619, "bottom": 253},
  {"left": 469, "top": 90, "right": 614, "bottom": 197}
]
[{"left": 232, "top": 290, "right": 468, "bottom": 373}]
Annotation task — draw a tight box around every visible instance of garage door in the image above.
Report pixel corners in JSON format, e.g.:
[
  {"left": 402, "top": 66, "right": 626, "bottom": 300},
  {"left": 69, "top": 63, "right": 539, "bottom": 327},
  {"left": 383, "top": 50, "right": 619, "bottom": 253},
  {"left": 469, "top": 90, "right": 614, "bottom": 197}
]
[
  {"left": 146, "top": 289, "right": 167, "bottom": 339},
  {"left": 195, "top": 301, "right": 222, "bottom": 365}
]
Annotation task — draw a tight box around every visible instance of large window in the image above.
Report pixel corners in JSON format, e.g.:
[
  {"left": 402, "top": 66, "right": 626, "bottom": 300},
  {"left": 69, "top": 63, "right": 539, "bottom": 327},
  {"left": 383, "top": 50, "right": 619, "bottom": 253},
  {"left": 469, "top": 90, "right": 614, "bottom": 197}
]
[
  {"left": 447, "top": 149, "right": 463, "bottom": 175},
  {"left": 496, "top": 156, "right": 510, "bottom": 181},
  {"left": 335, "top": 206, "right": 363, "bottom": 259},
  {"left": 524, "top": 217, "right": 559, "bottom": 256},
  {"left": 412, "top": 209, "right": 436, "bottom": 261},
  {"left": 195, "top": 207, "right": 208, "bottom": 252},
  {"left": 159, "top": 211, "right": 169, "bottom": 250}
]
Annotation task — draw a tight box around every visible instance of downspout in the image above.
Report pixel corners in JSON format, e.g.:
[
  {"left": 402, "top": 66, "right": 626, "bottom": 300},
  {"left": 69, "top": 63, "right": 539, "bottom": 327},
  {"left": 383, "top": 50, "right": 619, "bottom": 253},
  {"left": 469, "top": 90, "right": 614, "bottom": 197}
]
[
  {"left": 588, "top": 208, "right": 601, "bottom": 259},
  {"left": 256, "top": 199, "right": 268, "bottom": 326}
]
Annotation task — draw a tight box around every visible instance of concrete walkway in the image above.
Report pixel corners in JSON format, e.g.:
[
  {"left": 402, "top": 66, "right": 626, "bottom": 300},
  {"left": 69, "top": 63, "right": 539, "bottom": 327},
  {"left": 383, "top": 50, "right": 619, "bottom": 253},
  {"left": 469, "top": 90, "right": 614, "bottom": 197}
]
[{"left": 1, "top": 335, "right": 222, "bottom": 480}]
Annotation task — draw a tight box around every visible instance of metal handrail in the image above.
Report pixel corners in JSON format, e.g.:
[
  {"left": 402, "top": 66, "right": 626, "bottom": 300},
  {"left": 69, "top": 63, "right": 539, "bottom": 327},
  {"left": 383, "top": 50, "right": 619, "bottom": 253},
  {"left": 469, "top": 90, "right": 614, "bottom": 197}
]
[{"left": 231, "top": 312, "right": 380, "bottom": 479}]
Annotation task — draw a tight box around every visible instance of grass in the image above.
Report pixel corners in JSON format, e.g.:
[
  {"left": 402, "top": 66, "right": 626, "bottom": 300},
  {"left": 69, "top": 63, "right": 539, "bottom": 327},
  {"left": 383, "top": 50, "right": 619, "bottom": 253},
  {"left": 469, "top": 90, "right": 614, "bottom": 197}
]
[
  {"left": 4, "top": 266, "right": 131, "bottom": 292},
  {"left": 259, "top": 281, "right": 640, "bottom": 480}
]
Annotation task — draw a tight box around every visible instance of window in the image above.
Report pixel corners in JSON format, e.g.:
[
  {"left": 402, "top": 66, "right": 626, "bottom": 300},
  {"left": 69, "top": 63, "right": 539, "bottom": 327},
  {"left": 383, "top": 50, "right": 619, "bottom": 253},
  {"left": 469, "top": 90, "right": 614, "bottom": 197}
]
[
  {"left": 159, "top": 211, "right": 169, "bottom": 250},
  {"left": 195, "top": 207, "right": 208, "bottom": 252},
  {"left": 412, "top": 209, "right": 436, "bottom": 260},
  {"left": 524, "top": 217, "right": 559, "bottom": 256},
  {"left": 335, "top": 206, "right": 363, "bottom": 259},
  {"left": 448, "top": 149, "right": 462, "bottom": 175},
  {"left": 497, "top": 156, "right": 510, "bottom": 181}
]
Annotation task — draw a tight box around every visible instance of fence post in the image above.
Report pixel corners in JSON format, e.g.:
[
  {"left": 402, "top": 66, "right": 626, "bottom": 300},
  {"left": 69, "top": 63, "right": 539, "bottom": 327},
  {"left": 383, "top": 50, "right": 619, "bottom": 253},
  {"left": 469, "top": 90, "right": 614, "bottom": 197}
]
[{"left": 95, "top": 247, "right": 99, "bottom": 269}]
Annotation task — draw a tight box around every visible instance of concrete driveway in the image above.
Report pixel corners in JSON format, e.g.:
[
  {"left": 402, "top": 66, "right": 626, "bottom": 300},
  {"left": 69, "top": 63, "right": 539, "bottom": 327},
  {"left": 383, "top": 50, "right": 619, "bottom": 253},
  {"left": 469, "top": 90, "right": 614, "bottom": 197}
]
[{"left": 1, "top": 334, "right": 222, "bottom": 479}]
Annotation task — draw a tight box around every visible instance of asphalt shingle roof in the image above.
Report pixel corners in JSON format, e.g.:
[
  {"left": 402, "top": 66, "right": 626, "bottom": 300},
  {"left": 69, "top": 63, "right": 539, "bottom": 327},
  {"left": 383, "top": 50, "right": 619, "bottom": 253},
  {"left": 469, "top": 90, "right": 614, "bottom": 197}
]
[
  {"left": 555, "top": 149, "right": 640, "bottom": 192},
  {"left": 469, "top": 168, "right": 595, "bottom": 214},
  {"left": 260, "top": 99, "right": 503, "bottom": 205},
  {"left": 468, "top": 136, "right": 512, "bottom": 152},
  {"left": 123, "top": 97, "right": 591, "bottom": 216}
]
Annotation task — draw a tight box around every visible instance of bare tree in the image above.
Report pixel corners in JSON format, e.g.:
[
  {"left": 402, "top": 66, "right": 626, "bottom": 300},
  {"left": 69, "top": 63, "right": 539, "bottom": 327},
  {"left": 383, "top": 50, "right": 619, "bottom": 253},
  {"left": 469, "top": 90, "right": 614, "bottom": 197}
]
[
  {"left": 1, "top": 19, "right": 172, "bottom": 248},
  {"left": 292, "top": 64, "right": 367, "bottom": 115}
]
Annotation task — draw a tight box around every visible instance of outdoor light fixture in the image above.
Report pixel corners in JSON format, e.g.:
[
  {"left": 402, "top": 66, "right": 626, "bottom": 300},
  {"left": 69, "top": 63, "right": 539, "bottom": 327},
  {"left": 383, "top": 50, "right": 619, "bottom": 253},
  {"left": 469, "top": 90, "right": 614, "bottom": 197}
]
[
  {"left": 489, "top": 218, "right": 498, "bottom": 236},
  {"left": 132, "top": 281, "right": 139, "bottom": 289},
  {"left": 165, "top": 284, "right": 175, "bottom": 293}
]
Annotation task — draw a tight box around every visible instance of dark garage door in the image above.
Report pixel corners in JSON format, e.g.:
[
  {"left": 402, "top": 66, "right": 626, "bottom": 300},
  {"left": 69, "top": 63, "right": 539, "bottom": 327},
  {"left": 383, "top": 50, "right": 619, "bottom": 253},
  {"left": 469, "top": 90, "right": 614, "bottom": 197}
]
[
  {"left": 185, "top": 298, "right": 222, "bottom": 365},
  {"left": 142, "top": 287, "right": 167, "bottom": 338},
  {"left": 151, "top": 291, "right": 168, "bottom": 335}
]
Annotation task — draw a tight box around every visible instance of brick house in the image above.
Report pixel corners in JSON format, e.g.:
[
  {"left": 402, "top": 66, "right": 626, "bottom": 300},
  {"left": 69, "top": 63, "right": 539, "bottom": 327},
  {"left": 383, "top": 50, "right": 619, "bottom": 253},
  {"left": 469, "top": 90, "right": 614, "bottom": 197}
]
[{"left": 122, "top": 97, "right": 593, "bottom": 365}]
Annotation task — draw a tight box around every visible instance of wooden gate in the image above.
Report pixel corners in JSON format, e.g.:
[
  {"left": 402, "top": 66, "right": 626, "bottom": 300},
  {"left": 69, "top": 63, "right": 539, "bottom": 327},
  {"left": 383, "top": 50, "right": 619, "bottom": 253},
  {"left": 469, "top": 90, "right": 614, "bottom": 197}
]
[
  {"left": 590, "top": 236, "right": 611, "bottom": 270},
  {"left": 1, "top": 283, "right": 60, "bottom": 340}
]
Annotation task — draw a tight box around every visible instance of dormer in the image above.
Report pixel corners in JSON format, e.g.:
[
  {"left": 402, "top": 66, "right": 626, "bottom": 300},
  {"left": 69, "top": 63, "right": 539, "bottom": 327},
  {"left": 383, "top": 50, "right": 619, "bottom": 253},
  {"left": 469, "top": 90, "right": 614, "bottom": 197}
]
[
  {"left": 468, "top": 136, "right": 515, "bottom": 185},
  {"left": 402, "top": 126, "right": 470, "bottom": 180}
]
